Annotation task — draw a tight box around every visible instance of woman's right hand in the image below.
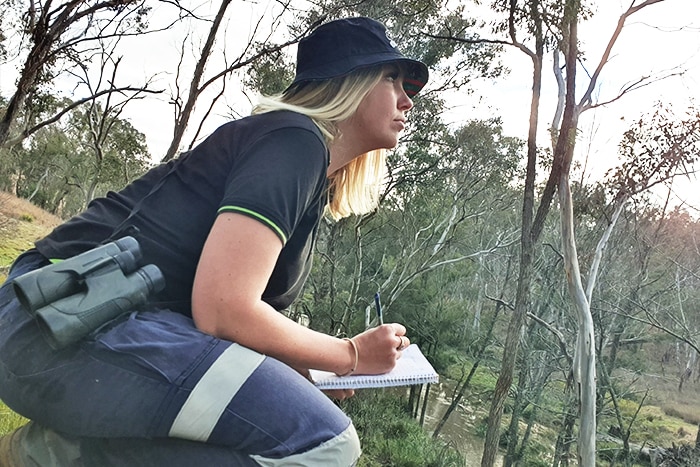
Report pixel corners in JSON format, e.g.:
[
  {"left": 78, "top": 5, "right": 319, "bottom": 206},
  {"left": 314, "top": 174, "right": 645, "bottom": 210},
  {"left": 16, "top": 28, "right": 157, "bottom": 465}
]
[
  {"left": 194, "top": 212, "right": 409, "bottom": 377},
  {"left": 349, "top": 323, "right": 410, "bottom": 375}
]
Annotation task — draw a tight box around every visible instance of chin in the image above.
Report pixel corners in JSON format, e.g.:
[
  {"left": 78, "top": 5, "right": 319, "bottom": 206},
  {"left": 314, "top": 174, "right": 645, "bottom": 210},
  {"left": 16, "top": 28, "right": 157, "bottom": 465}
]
[
  {"left": 381, "top": 137, "right": 400, "bottom": 150},
  {"left": 366, "top": 134, "right": 400, "bottom": 152}
]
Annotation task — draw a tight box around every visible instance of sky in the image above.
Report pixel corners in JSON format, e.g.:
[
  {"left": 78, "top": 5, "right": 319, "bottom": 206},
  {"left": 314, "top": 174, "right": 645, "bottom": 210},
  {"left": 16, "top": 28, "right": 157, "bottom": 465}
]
[
  {"left": 583, "top": 0, "right": 700, "bottom": 211},
  {"left": 1, "top": 0, "right": 699, "bottom": 212},
  {"left": 455, "top": 0, "right": 700, "bottom": 212}
]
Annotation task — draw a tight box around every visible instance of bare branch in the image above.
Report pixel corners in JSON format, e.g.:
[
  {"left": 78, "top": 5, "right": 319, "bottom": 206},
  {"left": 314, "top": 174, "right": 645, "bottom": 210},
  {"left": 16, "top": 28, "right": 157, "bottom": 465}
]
[
  {"left": 582, "top": 69, "right": 687, "bottom": 112},
  {"left": 527, "top": 311, "right": 573, "bottom": 365},
  {"left": 609, "top": 307, "right": 700, "bottom": 354},
  {"left": 578, "top": 0, "right": 668, "bottom": 111},
  {"left": 2, "top": 86, "right": 163, "bottom": 148}
]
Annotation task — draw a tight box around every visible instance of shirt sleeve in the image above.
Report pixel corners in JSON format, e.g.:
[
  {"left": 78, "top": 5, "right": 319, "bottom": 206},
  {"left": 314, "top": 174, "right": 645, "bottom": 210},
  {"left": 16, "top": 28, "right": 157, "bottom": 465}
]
[{"left": 218, "top": 126, "right": 328, "bottom": 244}]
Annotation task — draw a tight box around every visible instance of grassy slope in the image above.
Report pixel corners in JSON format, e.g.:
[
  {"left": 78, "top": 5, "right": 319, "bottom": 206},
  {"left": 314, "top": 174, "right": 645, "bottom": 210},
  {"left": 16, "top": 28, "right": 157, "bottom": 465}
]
[
  {"left": 0, "top": 191, "right": 61, "bottom": 275},
  {"left": 614, "top": 348, "right": 700, "bottom": 447}
]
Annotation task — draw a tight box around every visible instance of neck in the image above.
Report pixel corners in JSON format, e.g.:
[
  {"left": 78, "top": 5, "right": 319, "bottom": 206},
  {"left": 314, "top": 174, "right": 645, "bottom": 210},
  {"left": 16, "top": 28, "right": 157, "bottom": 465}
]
[
  {"left": 327, "top": 121, "right": 372, "bottom": 176},
  {"left": 327, "top": 142, "right": 358, "bottom": 176}
]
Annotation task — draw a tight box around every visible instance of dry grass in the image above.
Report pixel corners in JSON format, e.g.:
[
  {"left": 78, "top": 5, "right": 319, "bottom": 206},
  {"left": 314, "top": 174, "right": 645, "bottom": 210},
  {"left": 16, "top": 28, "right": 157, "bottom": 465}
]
[
  {"left": 642, "top": 373, "right": 700, "bottom": 427},
  {"left": 630, "top": 344, "right": 700, "bottom": 428},
  {"left": 613, "top": 344, "right": 700, "bottom": 449},
  {"left": 0, "top": 192, "right": 63, "bottom": 228},
  {"left": 0, "top": 405, "right": 27, "bottom": 436},
  {"left": 0, "top": 191, "right": 61, "bottom": 278}
]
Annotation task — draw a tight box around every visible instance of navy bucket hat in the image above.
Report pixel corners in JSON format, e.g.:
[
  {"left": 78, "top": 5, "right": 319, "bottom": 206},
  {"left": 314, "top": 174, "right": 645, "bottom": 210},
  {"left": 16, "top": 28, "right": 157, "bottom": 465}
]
[{"left": 288, "top": 17, "right": 429, "bottom": 97}]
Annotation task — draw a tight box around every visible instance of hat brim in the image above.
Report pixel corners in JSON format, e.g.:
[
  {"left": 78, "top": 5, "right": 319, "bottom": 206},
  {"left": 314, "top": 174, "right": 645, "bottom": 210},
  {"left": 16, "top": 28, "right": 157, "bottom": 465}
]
[
  {"left": 396, "top": 59, "right": 429, "bottom": 97},
  {"left": 288, "top": 56, "right": 429, "bottom": 97}
]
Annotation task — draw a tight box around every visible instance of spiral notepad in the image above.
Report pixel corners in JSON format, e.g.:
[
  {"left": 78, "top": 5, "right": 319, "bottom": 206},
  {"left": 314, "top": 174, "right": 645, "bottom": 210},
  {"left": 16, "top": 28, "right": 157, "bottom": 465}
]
[{"left": 309, "top": 344, "right": 439, "bottom": 389}]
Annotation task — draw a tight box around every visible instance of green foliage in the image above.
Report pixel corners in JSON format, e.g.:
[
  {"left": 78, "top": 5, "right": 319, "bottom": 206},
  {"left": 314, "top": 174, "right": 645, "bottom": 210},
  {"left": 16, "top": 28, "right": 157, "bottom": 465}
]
[
  {"left": 614, "top": 348, "right": 648, "bottom": 374},
  {"left": 473, "top": 416, "right": 490, "bottom": 438},
  {"left": 346, "top": 391, "right": 465, "bottom": 467},
  {"left": 244, "top": 45, "right": 294, "bottom": 96},
  {"left": 514, "top": 440, "right": 552, "bottom": 467},
  {"left": 429, "top": 348, "right": 461, "bottom": 374},
  {"left": 609, "top": 398, "right": 699, "bottom": 448},
  {"left": 596, "top": 439, "right": 623, "bottom": 463},
  {"left": 2, "top": 98, "right": 152, "bottom": 218},
  {"left": 444, "top": 358, "right": 498, "bottom": 396}
]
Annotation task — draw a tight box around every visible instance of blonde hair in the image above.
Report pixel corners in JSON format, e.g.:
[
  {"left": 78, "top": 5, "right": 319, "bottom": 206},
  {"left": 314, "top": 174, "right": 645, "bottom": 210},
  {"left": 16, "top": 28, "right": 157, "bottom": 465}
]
[{"left": 252, "top": 67, "right": 387, "bottom": 220}]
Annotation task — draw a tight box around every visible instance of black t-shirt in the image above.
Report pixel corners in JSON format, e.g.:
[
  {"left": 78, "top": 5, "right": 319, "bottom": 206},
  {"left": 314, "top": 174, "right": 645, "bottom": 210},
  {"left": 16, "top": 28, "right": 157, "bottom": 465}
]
[{"left": 35, "top": 111, "right": 329, "bottom": 314}]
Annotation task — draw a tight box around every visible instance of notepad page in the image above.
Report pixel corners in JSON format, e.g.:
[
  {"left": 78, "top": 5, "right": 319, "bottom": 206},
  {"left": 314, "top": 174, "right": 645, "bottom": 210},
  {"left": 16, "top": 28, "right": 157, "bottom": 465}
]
[{"left": 309, "top": 344, "right": 439, "bottom": 390}]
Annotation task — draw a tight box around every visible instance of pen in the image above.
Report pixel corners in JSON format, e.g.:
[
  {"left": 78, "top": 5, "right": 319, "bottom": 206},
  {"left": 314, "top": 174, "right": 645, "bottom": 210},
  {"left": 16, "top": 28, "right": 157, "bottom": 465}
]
[{"left": 374, "top": 292, "right": 383, "bottom": 325}]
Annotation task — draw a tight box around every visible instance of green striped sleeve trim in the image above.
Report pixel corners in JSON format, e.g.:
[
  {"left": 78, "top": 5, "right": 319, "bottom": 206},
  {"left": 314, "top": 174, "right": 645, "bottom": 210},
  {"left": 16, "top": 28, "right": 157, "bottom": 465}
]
[{"left": 218, "top": 206, "right": 287, "bottom": 244}]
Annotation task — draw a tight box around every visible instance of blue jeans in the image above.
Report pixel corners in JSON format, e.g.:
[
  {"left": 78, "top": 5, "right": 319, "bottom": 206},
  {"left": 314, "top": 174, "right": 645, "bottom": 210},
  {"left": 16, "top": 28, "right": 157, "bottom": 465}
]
[{"left": 0, "top": 251, "right": 360, "bottom": 466}]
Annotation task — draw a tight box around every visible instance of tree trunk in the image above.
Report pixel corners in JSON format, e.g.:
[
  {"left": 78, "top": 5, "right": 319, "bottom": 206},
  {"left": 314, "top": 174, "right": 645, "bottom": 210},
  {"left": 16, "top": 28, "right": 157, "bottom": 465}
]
[
  {"left": 419, "top": 384, "right": 431, "bottom": 427},
  {"left": 409, "top": 384, "right": 421, "bottom": 418},
  {"left": 552, "top": 399, "right": 577, "bottom": 467},
  {"left": 481, "top": 0, "right": 546, "bottom": 463},
  {"left": 0, "top": 0, "right": 143, "bottom": 149},
  {"left": 481, "top": 271, "right": 530, "bottom": 466},
  {"left": 505, "top": 360, "right": 528, "bottom": 467},
  {"left": 560, "top": 166, "right": 597, "bottom": 467},
  {"left": 162, "top": 0, "right": 233, "bottom": 161},
  {"left": 0, "top": 28, "right": 55, "bottom": 146}
]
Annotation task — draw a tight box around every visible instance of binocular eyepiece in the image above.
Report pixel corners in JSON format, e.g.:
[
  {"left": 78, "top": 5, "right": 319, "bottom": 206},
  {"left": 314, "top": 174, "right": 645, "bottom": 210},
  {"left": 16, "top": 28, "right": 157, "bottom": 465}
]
[{"left": 13, "top": 236, "right": 165, "bottom": 349}]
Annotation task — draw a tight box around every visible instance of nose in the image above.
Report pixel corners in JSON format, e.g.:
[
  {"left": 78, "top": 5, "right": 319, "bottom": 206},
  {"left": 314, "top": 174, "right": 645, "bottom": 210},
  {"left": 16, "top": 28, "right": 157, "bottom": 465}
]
[{"left": 398, "top": 84, "right": 413, "bottom": 111}]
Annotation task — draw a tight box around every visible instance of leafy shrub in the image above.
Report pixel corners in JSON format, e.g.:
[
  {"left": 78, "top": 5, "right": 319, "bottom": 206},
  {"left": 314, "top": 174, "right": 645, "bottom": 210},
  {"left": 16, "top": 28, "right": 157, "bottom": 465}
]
[{"left": 345, "top": 390, "right": 465, "bottom": 467}]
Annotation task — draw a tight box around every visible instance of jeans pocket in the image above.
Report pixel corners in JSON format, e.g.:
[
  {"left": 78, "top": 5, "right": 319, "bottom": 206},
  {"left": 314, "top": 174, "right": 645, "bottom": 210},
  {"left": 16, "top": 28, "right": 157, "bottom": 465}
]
[{"left": 89, "top": 309, "right": 220, "bottom": 385}]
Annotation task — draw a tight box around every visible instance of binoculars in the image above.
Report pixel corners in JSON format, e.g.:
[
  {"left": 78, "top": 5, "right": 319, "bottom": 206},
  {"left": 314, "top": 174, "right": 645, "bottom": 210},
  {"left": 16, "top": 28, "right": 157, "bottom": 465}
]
[{"left": 13, "top": 236, "right": 165, "bottom": 349}]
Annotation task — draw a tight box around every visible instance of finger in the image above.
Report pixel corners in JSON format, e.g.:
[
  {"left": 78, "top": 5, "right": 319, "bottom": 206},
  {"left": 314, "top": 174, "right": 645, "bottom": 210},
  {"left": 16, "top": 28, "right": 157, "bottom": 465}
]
[
  {"left": 391, "top": 323, "right": 407, "bottom": 336},
  {"left": 396, "top": 335, "right": 410, "bottom": 350}
]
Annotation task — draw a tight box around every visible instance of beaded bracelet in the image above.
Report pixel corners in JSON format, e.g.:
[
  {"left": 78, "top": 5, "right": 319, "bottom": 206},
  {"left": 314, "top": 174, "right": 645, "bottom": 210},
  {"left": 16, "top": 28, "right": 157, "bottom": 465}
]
[{"left": 338, "top": 337, "right": 358, "bottom": 376}]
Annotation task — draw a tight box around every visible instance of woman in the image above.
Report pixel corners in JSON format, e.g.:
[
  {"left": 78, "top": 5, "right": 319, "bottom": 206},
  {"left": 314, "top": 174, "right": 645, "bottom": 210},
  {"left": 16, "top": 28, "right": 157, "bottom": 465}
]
[{"left": 0, "top": 16, "right": 428, "bottom": 466}]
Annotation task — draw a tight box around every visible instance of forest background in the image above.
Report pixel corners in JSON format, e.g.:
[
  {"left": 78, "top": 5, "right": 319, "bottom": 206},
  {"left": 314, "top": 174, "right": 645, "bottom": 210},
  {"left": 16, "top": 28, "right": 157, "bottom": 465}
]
[{"left": 1, "top": 0, "right": 700, "bottom": 465}]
